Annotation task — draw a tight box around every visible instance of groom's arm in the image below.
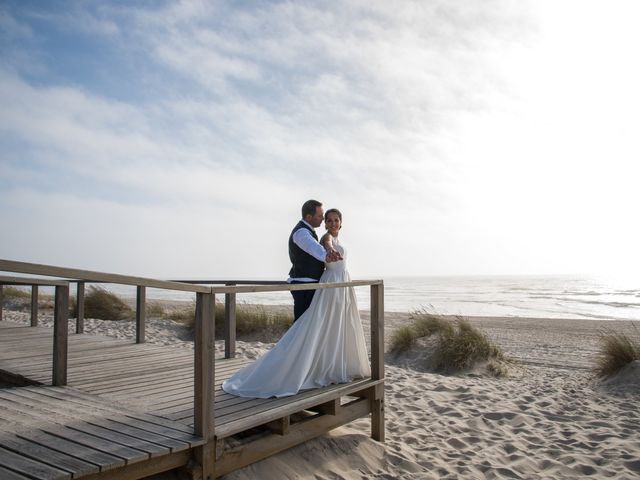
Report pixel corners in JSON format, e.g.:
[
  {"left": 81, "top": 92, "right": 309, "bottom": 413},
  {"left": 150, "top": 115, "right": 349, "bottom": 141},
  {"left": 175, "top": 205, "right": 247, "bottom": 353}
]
[{"left": 292, "top": 229, "right": 328, "bottom": 262}]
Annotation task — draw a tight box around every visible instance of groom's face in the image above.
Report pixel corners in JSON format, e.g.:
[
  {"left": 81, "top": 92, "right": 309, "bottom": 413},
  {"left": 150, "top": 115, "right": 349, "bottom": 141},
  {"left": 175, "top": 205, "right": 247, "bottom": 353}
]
[{"left": 306, "top": 206, "right": 324, "bottom": 228}]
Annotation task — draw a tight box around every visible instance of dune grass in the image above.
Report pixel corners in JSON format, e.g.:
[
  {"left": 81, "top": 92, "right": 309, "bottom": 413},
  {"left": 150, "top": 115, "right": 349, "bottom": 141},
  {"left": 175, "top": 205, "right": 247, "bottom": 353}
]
[
  {"left": 83, "top": 286, "right": 133, "bottom": 320},
  {"left": 595, "top": 326, "right": 640, "bottom": 378},
  {"left": 164, "top": 301, "right": 293, "bottom": 340},
  {"left": 1, "top": 286, "right": 31, "bottom": 299},
  {"left": 390, "top": 308, "right": 504, "bottom": 374}
]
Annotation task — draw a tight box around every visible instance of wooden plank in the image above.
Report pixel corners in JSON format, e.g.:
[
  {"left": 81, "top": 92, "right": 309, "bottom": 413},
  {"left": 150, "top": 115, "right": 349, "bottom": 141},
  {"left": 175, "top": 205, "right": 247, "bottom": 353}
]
[
  {"left": 370, "top": 283, "right": 385, "bottom": 442},
  {"left": 79, "top": 450, "right": 191, "bottom": 480},
  {"left": 0, "top": 433, "right": 100, "bottom": 477},
  {"left": 16, "top": 430, "right": 126, "bottom": 471},
  {"left": 40, "top": 387, "right": 201, "bottom": 436},
  {"left": 30, "top": 285, "right": 38, "bottom": 327},
  {"left": 42, "top": 426, "right": 149, "bottom": 465},
  {"left": 194, "top": 291, "right": 215, "bottom": 480},
  {"left": 0, "top": 284, "right": 3, "bottom": 323},
  {"left": 0, "top": 259, "right": 211, "bottom": 293},
  {"left": 66, "top": 423, "right": 170, "bottom": 458},
  {"left": 0, "top": 465, "right": 32, "bottom": 480},
  {"left": 136, "top": 286, "right": 146, "bottom": 344},
  {"left": 194, "top": 292, "right": 215, "bottom": 440},
  {"left": 0, "top": 275, "right": 68, "bottom": 287},
  {"left": 76, "top": 282, "right": 85, "bottom": 334},
  {"left": 0, "top": 446, "right": 70, "bottom": 480},
  {"left": 214, "top": 398, "right": 370, "bottom": 477},
  {"left": 88, "top": 418, "right": 199, "bottom": 449},
  {"left": 224, "top": 285, "right": 236, "bottom": 359},
  {"left": 213, "top": 379, "right": 382, "bottom": 438},
  {"left": 53, "top": 285, "right": 69, "bottom": 386}
]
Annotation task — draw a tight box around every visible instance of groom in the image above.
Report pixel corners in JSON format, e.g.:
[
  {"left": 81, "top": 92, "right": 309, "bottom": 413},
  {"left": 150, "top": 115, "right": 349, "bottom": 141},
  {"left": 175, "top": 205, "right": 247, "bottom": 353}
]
[{"left": 288, "top": 199, "right": 342, "bottom": 321}]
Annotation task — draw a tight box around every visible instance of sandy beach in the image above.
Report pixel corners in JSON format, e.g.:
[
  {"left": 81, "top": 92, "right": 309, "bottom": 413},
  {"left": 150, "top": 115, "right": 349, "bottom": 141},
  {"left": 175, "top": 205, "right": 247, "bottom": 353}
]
[{"left": 2, "top": 306, "right": 639, "bottom": 479}]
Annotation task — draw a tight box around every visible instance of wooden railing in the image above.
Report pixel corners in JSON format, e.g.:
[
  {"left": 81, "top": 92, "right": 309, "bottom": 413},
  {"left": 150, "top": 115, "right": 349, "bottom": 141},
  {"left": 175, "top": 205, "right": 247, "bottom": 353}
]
[{"left": 0, "top": 259, "right": 384, "bottom": 444}]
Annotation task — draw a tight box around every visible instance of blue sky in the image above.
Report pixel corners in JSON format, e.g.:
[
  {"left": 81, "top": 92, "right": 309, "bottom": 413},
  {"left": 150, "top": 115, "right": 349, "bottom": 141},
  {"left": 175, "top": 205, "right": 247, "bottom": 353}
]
[{"left": 1, "top": 0, "right": 639, "bottom": 280}]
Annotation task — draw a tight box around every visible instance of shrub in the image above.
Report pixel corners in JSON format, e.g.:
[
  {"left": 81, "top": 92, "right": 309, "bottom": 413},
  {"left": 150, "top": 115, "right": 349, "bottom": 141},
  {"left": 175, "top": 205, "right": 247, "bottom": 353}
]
[
  {"left": 1, "top": 286, "right": 31, "bottom": 299},
  {"left": 434, "top": 318, "right": 503, "bottom": 373},
  {"left": 84, "top": 286, "right": 133, "bottom": 320},
  {"left": 146, "top": 302, "right": 166, "bottom": 318},
  {"left": 389, "top": 310, "right": 504, "bottom": 374},
  {"left": 171, "top": 302, "right": 292, "bottom": 341},
  {"left": 595, "top": 328, "right": 640, "bottom": 378},
  {"left": 389, "top": 325, "right": 417, "bottom": 353},
  {"left": 410, "top": 308, "right": 454, "bottom": 337}
]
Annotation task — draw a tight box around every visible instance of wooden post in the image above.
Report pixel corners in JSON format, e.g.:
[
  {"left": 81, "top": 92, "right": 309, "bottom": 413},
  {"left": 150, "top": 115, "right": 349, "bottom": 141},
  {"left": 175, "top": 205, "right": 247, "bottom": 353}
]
[
  {"left": 370, "top": 283, "right": 385, "bottom": 442},
  {"left": 136, "top": 286, "right": 146, "bottom": 344},
  {"left": 53, "top": 284, "right": 69, "bottom": 386},
  {"left": 0, "top": 284, "right": 3, "bottom": 323},
  {"left": 76, "top": 282, "right": 85, "bottom": 334},
  {"left": 225, "top": 283, "right": 236, "bottom": 359},
  {"left": 194, "top": 291, "right": 215, "bottom": 479},
  {"left": 30, "top": 285, "right": 39, "bottom": 326}
]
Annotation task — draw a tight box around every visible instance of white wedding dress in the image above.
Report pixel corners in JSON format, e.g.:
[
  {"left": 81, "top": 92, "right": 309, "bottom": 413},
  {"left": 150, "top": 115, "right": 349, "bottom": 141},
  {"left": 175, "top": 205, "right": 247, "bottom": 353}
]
[{"left": 222, "top": 238, "right": 371, "bottom": 398}]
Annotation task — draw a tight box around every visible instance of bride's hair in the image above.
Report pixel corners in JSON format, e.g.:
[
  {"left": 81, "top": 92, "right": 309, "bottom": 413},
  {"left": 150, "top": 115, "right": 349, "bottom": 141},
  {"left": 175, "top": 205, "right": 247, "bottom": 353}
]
[{"left": 325, "top": 208, "right": 342, "bottom": 226}]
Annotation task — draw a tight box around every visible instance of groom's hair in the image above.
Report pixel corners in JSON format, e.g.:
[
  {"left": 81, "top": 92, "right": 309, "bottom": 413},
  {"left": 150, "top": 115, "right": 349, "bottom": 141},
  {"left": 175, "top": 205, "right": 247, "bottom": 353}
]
[{"left": 301, "top": 199, "right": 322, "bottom": 218}]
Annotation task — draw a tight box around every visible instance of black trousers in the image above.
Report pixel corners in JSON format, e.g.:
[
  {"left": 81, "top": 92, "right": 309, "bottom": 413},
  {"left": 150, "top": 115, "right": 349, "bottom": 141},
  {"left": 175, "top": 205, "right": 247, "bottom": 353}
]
[{"left": 290, "top": 281, "right": 318, "bottom": 321}]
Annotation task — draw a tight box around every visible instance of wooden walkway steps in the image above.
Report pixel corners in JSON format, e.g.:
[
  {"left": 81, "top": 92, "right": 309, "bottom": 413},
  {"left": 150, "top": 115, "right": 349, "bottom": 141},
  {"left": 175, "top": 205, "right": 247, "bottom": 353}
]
[
  {"left": 0, "top": 384, "right": 204, "bottom": 480},
  {"left": 0, "top": 320, "right": 382, "bottom": 478}
]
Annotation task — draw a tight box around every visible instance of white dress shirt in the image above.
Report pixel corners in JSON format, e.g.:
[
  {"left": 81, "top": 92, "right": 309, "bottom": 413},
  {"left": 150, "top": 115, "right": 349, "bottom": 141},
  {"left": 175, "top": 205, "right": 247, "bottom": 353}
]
[{"left": 288, "top": 219, "right": 326, "bottom": 282}]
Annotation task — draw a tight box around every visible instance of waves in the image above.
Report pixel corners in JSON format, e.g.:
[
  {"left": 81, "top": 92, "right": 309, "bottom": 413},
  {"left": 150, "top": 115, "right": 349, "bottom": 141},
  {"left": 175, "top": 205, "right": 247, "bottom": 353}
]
[{"left": 381, "top": 275, "right": 640, "bottom": 320}]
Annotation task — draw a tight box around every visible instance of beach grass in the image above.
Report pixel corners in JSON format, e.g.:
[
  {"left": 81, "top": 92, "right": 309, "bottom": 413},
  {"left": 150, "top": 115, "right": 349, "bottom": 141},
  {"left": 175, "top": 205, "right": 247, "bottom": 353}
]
[
  {"left": 390, "top": 309, "right": 504, "bottom": 374},
  {"left": 164, "top": 302, "right": 293, "bottom": 340},
  {"left": 595, "top": 326, "right": 640, "bottom": 377},
  {"left": 1, "top": 286, "right": 31, "bottom": 299},
  {"left": 82, "top": 286, "right": 133, "bottom": 320}
]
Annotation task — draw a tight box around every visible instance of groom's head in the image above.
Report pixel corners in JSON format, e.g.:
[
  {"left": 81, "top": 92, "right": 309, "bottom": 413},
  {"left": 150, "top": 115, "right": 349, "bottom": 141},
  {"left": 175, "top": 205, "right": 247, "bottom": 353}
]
[{"left": 301, "top": 199, "right": 324, "bottom": 228}]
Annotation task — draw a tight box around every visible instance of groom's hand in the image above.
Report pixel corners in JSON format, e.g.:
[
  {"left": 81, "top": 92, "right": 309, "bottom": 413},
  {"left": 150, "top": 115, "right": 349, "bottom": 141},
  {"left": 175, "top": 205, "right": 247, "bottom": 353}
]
[{"left": 326, "top": 250, "right": 343, "bottom": 262}]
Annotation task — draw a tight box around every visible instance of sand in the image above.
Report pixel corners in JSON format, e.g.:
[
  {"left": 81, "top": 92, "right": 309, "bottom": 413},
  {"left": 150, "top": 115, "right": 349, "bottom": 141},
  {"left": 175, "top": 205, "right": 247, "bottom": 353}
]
[{"left": 3, "top": 306, "right": 639, "bottom": 479}]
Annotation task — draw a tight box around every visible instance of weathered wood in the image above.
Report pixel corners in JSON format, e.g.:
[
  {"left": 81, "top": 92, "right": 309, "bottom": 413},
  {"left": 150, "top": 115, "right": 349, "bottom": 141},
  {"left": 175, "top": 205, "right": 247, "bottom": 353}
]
[
  {"left": 0, "top": 275, "right": 68, "bottom": 286},
  {"left": 214, "top": 398, "right": 370, "bottom": 477},
  {"left": 194, "top": 442, "right": 215, "bottom": 480},
  {"left": 265, "top": 415, "right": 290, "bottom": 435},
  {"left": 16, "top": 429, "right": 125, "bottom": 471},
  {"left": 30, "top": 285, "right": 38, "bottom": 327},
  {"left": 0, "top": 465, "right": 33, "bottom": 480},
  {"left": 0, "top": 434, "right": 99, "bottom": 477},
  {"left": 224, "top": 283, "right": 236, "bottom": 359},
  {"left": 311, "top": 398, "right": 340, "bottom": 416},
  {"left": 0, "top": 446, "right": 70, "bottom": 480},
  {"left": 0, "top": 284, "right": 3, "bottom": 323},
  {"left": 136, "top": 286, "right": 146, "bottom": 344},
  {"left": 194, "top": 292, "right": 215, "bottom": 439},
  {"left": 76, "top": 281, "right": 85, "bottom": 333},
  {"left": 79, "top": 450, "right": 191, "bottom": 480},
  {"left": 53, "top": 284, "right": 69, "bottom": 386},
  {"left": 370, "top": 283, "right": 385, "bottom": 442},
  {"left": 0, "top": 259, "right": 211, "bottom": 293}
]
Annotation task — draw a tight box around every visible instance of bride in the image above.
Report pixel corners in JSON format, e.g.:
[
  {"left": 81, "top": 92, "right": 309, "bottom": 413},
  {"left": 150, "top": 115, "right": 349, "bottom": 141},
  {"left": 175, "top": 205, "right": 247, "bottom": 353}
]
[{"left": 222, "top": 208, "right": 371, "bottom": 398}]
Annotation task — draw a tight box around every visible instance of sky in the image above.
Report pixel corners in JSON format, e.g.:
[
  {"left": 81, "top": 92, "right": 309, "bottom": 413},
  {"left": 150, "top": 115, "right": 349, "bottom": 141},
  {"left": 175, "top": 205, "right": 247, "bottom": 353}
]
[{"left": 1, "top": 0, "right": 639, "bottom": 281}]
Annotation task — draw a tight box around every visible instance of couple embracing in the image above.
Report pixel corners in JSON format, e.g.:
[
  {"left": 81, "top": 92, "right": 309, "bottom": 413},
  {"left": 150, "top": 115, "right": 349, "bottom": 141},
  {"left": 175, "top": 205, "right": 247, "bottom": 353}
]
[{"left": 222, "top": 200, "right": 371, "bottom": 398}]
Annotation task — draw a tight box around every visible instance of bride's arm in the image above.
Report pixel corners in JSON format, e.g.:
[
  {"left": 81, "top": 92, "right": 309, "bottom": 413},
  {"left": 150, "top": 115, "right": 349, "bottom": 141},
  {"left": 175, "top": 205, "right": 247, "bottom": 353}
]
[{"left": 320, "top": 233, "right": 334, "bottom": 251}]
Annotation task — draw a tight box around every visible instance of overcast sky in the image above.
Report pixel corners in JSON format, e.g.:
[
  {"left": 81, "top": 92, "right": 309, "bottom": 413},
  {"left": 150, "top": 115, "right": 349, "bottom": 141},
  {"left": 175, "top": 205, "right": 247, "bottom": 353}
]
[{"left": 1, "top": 0, "right": 639, "bottom": 280}]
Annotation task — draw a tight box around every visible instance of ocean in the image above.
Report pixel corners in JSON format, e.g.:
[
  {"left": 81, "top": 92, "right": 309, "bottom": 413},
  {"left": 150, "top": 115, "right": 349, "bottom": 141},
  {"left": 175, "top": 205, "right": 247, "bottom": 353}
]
[{"left": 94, "top": 275, "right": 640, "bottom": 321}]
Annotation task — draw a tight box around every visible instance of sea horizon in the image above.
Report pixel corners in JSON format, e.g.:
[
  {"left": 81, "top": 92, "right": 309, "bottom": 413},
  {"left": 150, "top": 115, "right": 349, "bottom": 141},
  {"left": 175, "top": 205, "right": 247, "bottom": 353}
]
[{"left": 48, "top": 273, "right": 639, "bottom": 322}]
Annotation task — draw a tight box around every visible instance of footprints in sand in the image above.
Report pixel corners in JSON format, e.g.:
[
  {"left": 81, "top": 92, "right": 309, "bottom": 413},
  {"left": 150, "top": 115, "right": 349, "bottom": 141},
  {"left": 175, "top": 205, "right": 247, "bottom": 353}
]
[{"left": 379, "top": 364, "right": 639, "bottom": 479}]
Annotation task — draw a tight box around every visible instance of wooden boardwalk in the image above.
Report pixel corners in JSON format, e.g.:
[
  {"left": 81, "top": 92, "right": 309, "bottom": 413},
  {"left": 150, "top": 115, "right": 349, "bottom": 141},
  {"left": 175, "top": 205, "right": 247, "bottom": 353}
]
[
  {"left": 0, "top": 320, "right": 382, "bottom": 479},
  {"left": 0, "top": 259, "right": 385, "bottom": 479}
]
